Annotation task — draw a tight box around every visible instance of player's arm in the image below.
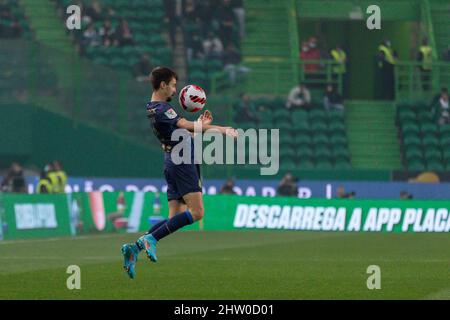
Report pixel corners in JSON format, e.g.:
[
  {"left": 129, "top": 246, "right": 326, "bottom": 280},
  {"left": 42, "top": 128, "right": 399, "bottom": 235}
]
[{"left": 176, "top": 118, "right": 238, "bottom": 137}]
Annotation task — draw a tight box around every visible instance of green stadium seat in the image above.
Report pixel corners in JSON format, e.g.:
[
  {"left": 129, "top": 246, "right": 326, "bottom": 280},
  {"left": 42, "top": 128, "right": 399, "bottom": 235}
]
[
  {"left": 330, "top": 135, "right": 347, "bottom": 146},
  {"left": 281, "top": 160, "right": 297, "bottom": 171},
  {"left": 439, "top": 124, "right": 450, "bottom": 136},
  {"left": 280, "top": 148, "right": 296, "bottom": 160},
  {"left": 445, "top": 158, "right": 450, "bottom": 171},
  {"left": 416, "top": 112, "right": 433, "bottom": 123},
  {"left": 443, "top": 149, "right": 450, "bottom": 161},
  {"left": 327, "top": 109, "right": 345, "bottom": 121},
  {"left": 405, "top": 146, "right": 422, "bottom": 162},
  {"left": 293, "top": 134, "right": 312, "bottom": 146},
  {"left": 333, "top": 147, "right": 350, "bottom": 160},
  {"left": 310, "top": 121, "right": 328, "bottom": 134},
  {"left": 273, "top": 109, "right": 290, "bottom": 122},
  {"left": 236, "top": 122, "right": 255, "bottom": 131},
  {"left": 398, "top": 110, "right": 416, "bottom": 122},
  {"left": 424, "top": 148, "right": 442, "bottom": 162},
  {"left": 296, "top": 146, "right": 313, "bottom": 159},
  {"left": 329, "top": 122, "right": 346, "bottom": 134},
  {"left": 334, "top": 160, "right": 351, "bottom": 170},
  {"left": 421, "top": 123, "right": 438, "bottom": 135},
  {"left": 292, "top": 110, "right": 308, "bottom": 122},
  {"left": 279, "top": 134, "right": 292, "bottom": 146},
  {"left": 273, "top": 121, "right": 291, "bottom": 132},
  {"left": 309, "top": 109, "right": 326, "bottom": 122},
  {"left": 298, "top": 160, "right": 314, "bottom": 170},
  {"left": 315, "top": 160, "right": 333, "bottom": 170},
  {"left": 315, "top": 147, "right": 332, "bottom": 160},
  {"left": 291, "top": 121, "right": 310, "bottom": 135},
  {"left": 408, "top": 160, "right": 425, "bottom": 171},
  {"left": 426, "top": 161, "right": 444, "bottom": 172},
  {"left": 401, "top": 123, "right": 420, "bottom": 136},
  {"left": 312, "top": 134, "right": 329, "bottom": 146},
  {"left": 422, "top": 134, "right": 439, "bottom": 147},
  {"left": 403, "top": 134, "right": 421, "bottom": 148}
]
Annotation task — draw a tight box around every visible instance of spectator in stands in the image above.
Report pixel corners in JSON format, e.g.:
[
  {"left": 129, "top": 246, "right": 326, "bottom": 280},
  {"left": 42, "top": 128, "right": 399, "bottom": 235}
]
[
  {"left": 336, "top": 186, "right": 355, "bottom": 199},
  {"left": 0, "top": 2, "right": 22, "bottom": 39},
  {"left": 300, "top": 37, "right": 321, "bottom": 74},
  {"left": 0, "top": 162, "right": 26, "bottom": 193},
  {"left": 197, "top": 0, "right": 214, "bottom": 37},
  {"left": 36, "top": 171, "right": 53, "bottom": 194},
  {"left": 82, "top": 23, "right": 101, "bottom": 47},
  {"left": 98, "top": 19, "right": 116, "bottom": 47},
  {"left": 431, "top": 87, "right": 449, "bottom": 125},
  {"left": 277, "top": 173, "right": 298, "bottom": 197},
  {"left": 323, "top": 84, "right": 344, "bottom": 111},
  {"left": 85, "top": 0, "right": 104, "bottom": 23},
  {"left": 286, "top": 83, "right": 311, "bottom": 110},
  {"left": 223, "top": 42, "right": 249, "bottom": 86},
  {"left": 400, "top": 190, "right": 413, "bottom": 200},
  {"left": 53, "top": 160, "right": 67, "bottom": 194},
  {"left": 203, "top": 32, "right": 224, "bottom": 60},
  {"left": 104, "top": 6, "right": 117, "bottom": 21},
  {"left": 233, "top": 93, "right": 260, "bottom": 123},
  {"left": 442, "top": 45, "right": 450, "bottom": 62},
  {"left": 182, "top": 0, "right": 200, "bottom": 27},
  {"left": 186, "top": 30, "right": 204, "bottom": 61},
  {"left": 220, "top": 179, "right": 237, "bottom": 195},
  {"left": 232, "top": 0, "right": 245, "bottom": 40},
  {"left": 216, "top": 0, "right": 236, "bottom": 47},
  {"left": 164, "top": 0, "right": 179, "bottom": 48},
  {"left": 376, "top": 39, "right": 398, "bottom": 100},
  {"left": 417, "top": 38, "right": 433, "bottom": 91},
  {"left": 115, "top": 18, "right": 134, "bottom": 47},
  {"left": 133, "top": 53, "right": 153, "bottom": 82},
  {"left": 330, "top": 44, "right": 347, "bottom": 96}
]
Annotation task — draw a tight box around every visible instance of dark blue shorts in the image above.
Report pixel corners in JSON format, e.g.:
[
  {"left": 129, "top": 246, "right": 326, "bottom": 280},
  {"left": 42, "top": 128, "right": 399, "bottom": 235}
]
[{"left": 164, "top": 162, "right": 202, "bottom": 202}]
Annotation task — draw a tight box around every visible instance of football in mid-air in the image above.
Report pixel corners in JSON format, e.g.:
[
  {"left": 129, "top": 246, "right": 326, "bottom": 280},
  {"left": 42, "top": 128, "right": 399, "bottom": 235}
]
[{"left": 179, "top": 84, "right": 206, "bottom": 112}]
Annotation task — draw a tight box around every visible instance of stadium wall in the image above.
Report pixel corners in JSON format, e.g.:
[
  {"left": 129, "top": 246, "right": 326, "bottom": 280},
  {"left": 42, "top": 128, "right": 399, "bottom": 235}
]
[{"left": 1, "top": 192, "right": 450, "bottom": 240}]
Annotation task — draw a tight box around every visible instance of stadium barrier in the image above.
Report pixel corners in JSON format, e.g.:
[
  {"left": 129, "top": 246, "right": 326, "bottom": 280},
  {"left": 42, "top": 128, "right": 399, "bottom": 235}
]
[{"left": 0, "top": 192, "right": 449, "bottom": 240}]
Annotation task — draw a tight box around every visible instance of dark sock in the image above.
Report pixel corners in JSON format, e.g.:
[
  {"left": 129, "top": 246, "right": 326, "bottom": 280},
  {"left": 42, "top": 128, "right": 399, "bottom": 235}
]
[
  {"left": 151, "top": 211, "right": 194, "bottom": 241},
  {"left": 146, "top": 219, "right": 168, "bottom": 234},
  {"left": 136, "top": 218, "right": 168, "bottom": 251}
]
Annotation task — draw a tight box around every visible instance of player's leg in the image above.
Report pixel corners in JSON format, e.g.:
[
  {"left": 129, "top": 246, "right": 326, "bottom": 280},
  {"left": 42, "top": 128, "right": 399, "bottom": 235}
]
[
  {"left": 168, "top": 199, "right": 188, "bottom": 219},
  {"left": 181, "top": 191, "right": 204, "bottom": 221},
  {"left": 137, "top": 164, "right": 201, "bottom": 262}
]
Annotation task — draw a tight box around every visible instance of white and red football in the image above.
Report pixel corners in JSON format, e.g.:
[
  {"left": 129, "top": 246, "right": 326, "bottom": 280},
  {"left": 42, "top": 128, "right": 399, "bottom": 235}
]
[{"left": 178, "top": 84, "right": 206, "bottom": 112}]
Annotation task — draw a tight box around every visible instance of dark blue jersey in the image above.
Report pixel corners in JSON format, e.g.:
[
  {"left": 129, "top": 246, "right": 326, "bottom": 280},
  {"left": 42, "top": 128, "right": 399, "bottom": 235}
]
[
  {"left": 146, "top": 101, "right": 194, "bottom": 164},
  {"left": 146, "top": 101, "right": 181, "bottom": 147}
]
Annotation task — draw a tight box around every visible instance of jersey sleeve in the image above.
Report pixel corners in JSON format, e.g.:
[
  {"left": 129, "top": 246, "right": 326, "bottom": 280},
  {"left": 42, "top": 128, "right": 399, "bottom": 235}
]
[{"left": 155, "top": 105, "right": 181, "bottom": 126}]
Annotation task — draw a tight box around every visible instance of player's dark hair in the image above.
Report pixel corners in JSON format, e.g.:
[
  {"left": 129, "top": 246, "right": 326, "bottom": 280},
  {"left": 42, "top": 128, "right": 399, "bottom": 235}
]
[{"left": 150, "top": 67, "right": 178, "bottom": 90}]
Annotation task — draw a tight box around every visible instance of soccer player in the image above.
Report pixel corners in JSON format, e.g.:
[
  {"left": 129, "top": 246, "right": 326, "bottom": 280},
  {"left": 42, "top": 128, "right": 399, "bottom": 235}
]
[{"left": 121, "top": 67, "right": 238, "bottom": 279}]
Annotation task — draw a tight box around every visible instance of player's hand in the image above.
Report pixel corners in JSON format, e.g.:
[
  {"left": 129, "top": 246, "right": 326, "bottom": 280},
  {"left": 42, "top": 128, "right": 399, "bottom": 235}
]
[
  {"left": 222, "top": 127, "right": 239, "bottom": 138},
  {"left": 198, "top": 110, "right": 213, "bottom": 125}
]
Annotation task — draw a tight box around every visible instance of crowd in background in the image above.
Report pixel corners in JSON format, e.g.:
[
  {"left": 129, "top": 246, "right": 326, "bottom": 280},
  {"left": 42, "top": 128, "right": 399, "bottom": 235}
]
[
  {"left": 53, "top": 0, "right": 133, "bottom": 52},
  {"left": 0, "top": 0, "right": 23, "bottom": 38},
  {"left": 0, "top": 161, "right": 67, "bottom": 194}
]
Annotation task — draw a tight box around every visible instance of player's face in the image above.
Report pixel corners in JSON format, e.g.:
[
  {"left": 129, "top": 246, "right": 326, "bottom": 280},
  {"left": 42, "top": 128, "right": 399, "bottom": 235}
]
[{"left": 164, "top": 78, "right": 177, "bottom": 102}]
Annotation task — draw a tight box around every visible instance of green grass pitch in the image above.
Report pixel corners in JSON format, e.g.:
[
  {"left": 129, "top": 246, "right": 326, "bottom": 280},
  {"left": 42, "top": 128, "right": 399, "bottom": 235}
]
[{"left": 0, "top": 231, "right": 449, "bottom": 299}]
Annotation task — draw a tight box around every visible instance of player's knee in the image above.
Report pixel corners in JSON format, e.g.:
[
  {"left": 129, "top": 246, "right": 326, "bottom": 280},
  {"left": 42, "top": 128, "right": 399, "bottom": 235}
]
[{"left": 190, "top": 206, "right": 204, "bottom": 221}]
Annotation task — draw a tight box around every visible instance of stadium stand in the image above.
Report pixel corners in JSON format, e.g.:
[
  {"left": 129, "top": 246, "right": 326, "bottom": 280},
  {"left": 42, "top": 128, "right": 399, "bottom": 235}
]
[
  {"left": 182, "top": 0, "right": 245, "bottom": 92},
  {"left": 54, "top": 0, "right": 172, "bottom": 72},
  {"left": 0, "top": 0, "right": 33, "bottom": 39},
  {"left": 233, "top": 97, "right": 352, "bottom": 170},
  {"left": 397, "top": 100, "right": 450, "bottom": 171}
]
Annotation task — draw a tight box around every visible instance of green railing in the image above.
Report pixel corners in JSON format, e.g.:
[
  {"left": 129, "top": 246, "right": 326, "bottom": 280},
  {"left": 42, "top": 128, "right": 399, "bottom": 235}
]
[
  {"left": 394, "top": 61, "right": 450, "bottom": 101},
  {"left": 228, "top": 59, "right": 343, "bottom": 96}
]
